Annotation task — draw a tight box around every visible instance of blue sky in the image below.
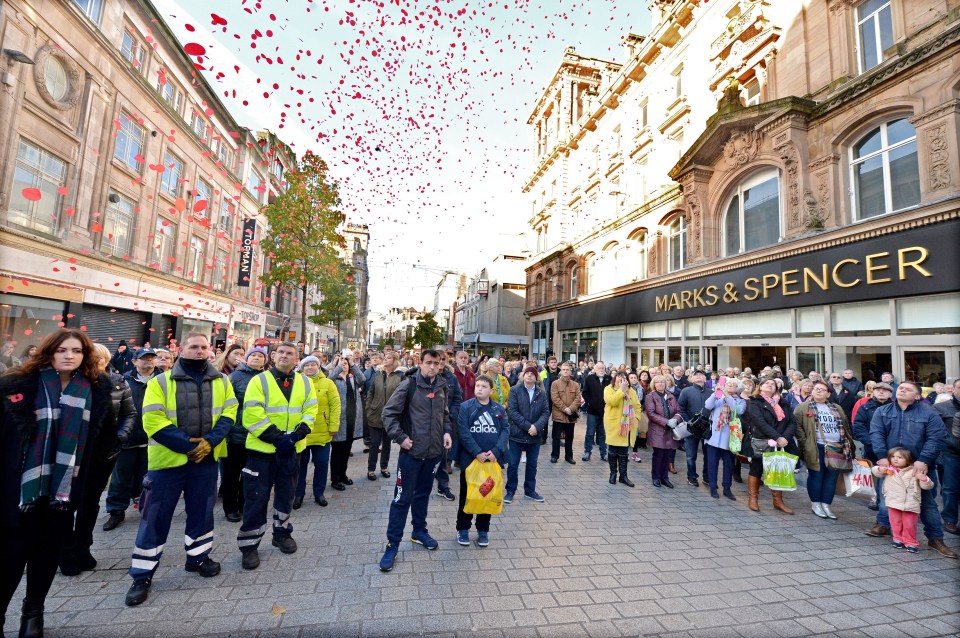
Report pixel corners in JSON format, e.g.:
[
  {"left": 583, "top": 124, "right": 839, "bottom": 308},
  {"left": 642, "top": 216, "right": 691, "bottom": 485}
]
[{"left": 154, "top": 0, "right": 651, "bottom": 311}]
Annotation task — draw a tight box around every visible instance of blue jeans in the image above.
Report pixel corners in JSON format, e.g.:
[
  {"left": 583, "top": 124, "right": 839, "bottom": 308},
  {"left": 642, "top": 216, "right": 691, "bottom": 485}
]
[
  {"left": 806, "top": 444, "right": 840, "bottom": 505},
  {"left": 877, "top": 469, "right": 944, "bottom": 540},
  {"left": 940, "top": 450, "right": 960, "bottom": 527},
  {"left": 584, "top": 414, "right": 606, "bottom": 457},
  {"left": 684, "top": 436, "right": 707, "bottom": 481},
  {"left": 106, "top": 447, "right": 148, "bottom": 514},
  {"left": 386, "top": 452, "right": 441, "bottom": 544},
  {"left": 295, "top": 443, "right": 330, "bottom": 499},
  {"left": 506, "top": 440, "right": 540, "bottom": 496},
  {"left": 704, "top": 444, "right": 734, "bottom": 489}
]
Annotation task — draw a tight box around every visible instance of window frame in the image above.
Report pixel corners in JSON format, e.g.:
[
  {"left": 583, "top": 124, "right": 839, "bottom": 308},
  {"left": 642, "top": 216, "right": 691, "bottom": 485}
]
[
  {"left": 218, "top": 200, "right": 234, "bottom": 233},
  {"left": 194, "top": 179, "right": 213, "bottom": 218},
  {"left": 188, "top": 234, "right": 206, "bottom": 283},
  {"left": 855, "top": 0, "right": 894, "bottom": 74},
  {"left": 157, "top": 74, "right": 183, "bottom": 114},
  {"left": 213, "top": 249, "right": 229, "bottom": 290},
  {"left": 120, "top": 29, "right": 146, "bottom": 72},
  {"left": 8, "top": 138, "right": 67, "bottom": 235},
  {"left": 70, "top": 0, "right": 102, "bottom": 23},
  {"left": 114, "top": 112, "right": 145, "bottom": 173},
  {"left": 152, "top": 217, "right": 177, "bottom": 273},
  {"left": 722, "top": 168, "right": 782, "bottom": 257},
  {"left": 849, "top": 118, "right": 919, "bottom": 220},
  {"left": 101, "top": 192, "right": 136, "bottom": 256},
  {"left": 666, "top": 216, "right": 686, "bottom": 273},
  {"left": 159, "top": 151, "right": 184, "bottom": 198}
]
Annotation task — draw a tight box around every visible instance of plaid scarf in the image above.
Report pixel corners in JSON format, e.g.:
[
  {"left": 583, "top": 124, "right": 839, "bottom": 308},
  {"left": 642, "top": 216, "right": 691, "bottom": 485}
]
[{"left": 20, "top": 368, "right": 92, "bottom": 510}]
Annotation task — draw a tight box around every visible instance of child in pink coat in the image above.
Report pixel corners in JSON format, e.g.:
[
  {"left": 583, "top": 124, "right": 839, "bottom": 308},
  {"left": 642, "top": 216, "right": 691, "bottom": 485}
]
[{"left": 872, "top": 447, "right": 934, "bottom": 552}]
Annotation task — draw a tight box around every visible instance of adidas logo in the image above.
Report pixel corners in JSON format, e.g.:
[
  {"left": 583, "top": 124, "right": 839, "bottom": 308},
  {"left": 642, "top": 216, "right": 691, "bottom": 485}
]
[{"left": 470, "top": 424, "right": 499, "bottom": 434}]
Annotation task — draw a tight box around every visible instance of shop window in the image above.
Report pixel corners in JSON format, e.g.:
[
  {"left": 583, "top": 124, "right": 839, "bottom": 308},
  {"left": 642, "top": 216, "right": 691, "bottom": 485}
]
[
  {"left": 71, "top": 0, "right": 102, "bottom": 22},
  {"left": 797, "top": 347, "right": 825, "bottom": 377},
  {"left": 0, "top": 294, "right": 68, "bottom": 346},
  {"left": 723, "top": 170, "right": 780, "bottom": 256},
  {"left": 796, "top": 306, "right": 825, "bottom": 337},
  {"left": 856, "top": 0, "right": 893, "bottom": 73},
  {"left": 831, "top": 300, "right": 890, "bottom": 336},
  {"left": 114, "top": 112, "right": 144, "bottom": 173},
  {"left": 152, "top": 218, "right": 176, "bottom": 273},
  {"left": 666, "top": 216, "right": 686, "bottom": 272},
  {"left": 896, "top": 294, "right": 960, "bottom": 335},
  {"left": 704, "top": 310, "right": 791, "bottom": 339},
  {"left": 160, "top": 152, "right": 183, "bottom": 197},
  {"left": 102, "top": 192, "right": 136, "bottom": 256},
  {"left": 851, "top": 118, "right": 919, "bottom": 220},
  {"left": 685, "top": 319, "right": 700, "bottom": 338},
  {"left": 9, "top": 139, "right": 66, "bottom": 234},
  {"left": 640, "top": 321, "right": 666, "bottom": 339}
]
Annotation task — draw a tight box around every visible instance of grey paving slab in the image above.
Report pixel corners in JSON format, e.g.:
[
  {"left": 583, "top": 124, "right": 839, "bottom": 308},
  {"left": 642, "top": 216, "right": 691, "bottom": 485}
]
[{"left": 3, "top": 439, "right": 959, "bottom": 637}]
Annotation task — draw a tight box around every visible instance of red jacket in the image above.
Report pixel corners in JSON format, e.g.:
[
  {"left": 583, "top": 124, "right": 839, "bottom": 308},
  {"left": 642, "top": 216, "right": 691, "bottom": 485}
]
[{"left": 454, "top": 366, "right": 476, "bottom": 401}]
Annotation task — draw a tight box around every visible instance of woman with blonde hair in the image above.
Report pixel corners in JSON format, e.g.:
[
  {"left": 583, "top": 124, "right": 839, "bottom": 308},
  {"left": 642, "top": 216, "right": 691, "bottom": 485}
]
[
  {"left": 644, "top": 375, "right": 680, "bottom": 488},
  {"left": 604, "top": 372, "right": 642, "bottom": 487}
]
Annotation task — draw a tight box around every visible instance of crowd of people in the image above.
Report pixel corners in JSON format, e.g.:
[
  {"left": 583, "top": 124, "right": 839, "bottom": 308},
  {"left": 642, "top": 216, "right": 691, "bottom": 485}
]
[{"left": 1, "top": 330, "right": 958, "bottom": 636}]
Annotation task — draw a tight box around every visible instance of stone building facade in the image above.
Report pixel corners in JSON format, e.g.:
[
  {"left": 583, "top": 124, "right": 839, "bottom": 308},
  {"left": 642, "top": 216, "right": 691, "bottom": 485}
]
[
  {"left": 524, "top": 0, "right": 960, "bottom": 386},
  {"left": 0, "top": 0, "right": 306, "bottom": 351}
]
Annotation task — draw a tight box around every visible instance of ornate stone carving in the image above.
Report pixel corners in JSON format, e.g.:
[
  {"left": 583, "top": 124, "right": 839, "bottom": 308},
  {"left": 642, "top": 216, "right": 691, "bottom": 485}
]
[
  {"left": 724, "top": 130, "right": 761, "bottom": 168},
  {"left": 816, "top": 172, "right": 830, "bottom": 221},
  {"left": 926, "top": 123, "right": 950, "bottom": 191},
  {"left": 686, "top": 194, "right": 702, "bottom": 259},
  {"left": 648, "top": 232, "right": 661, "bottom": 277},
  {"left": 777, "top": 143, "right": 801, "bottom": 227},
  {"left": 33, "top": 44, "right": 82, "bottom": 111},
  {"left": 809, "top": 154, "right": 840, "bottom": 172}
]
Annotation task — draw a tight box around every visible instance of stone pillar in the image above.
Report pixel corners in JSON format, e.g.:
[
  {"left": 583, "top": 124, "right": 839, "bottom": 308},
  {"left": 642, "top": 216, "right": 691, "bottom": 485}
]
[
  {"left": 910, "top": 100, "right": 960, "bottom": 203},
  {"left": 678, "top": 168, "right": 714, "bottom": 264},
  {"left": 763, "top": 113, "right": 812, "bottom": 234}
]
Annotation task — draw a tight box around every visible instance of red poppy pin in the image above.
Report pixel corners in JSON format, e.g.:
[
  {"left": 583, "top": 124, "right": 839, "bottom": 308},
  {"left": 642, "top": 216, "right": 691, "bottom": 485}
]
[
  {"left": 427, "top": 392, "right": 435, "bottom": 399},
  {"left": 806, "top": 411, "right": 815, "bottom": 417},
  {"left": 9, "top": 393, "right": 23, "bottom": 403}
]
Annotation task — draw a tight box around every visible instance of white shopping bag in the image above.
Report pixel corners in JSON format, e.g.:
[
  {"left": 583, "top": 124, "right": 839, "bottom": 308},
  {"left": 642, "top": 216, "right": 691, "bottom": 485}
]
[{"left": 844, "top": 460, "right": 875, "bottom": 498}]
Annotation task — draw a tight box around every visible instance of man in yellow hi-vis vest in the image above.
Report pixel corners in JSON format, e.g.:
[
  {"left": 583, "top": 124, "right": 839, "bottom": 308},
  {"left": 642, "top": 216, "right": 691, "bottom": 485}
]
[
  {"left": 125, "top": 333, "right": 238, "bottom": 607},
  {"left": 237, "top": 342, "right": 318, "bottom": 570}
]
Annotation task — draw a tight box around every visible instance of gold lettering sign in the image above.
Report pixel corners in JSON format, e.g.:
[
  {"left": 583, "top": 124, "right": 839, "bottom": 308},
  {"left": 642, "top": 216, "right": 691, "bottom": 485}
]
[{"left": 653, "top": 245, "right": 932, "bottom": 314}]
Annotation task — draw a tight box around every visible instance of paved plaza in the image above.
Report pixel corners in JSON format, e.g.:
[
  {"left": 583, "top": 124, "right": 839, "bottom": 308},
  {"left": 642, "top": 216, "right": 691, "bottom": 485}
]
[{"left": 5, "top": 439, "right": 959, "bottom": 638}]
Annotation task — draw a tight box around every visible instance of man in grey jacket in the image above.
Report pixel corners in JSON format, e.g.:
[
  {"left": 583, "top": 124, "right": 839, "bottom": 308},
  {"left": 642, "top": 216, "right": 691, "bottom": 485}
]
[
  {"left": 678, "top": 370, "right": 711, "bottom": 487},
  {"left": 379, "top": 350, "right": 452, "bottom": 572}
]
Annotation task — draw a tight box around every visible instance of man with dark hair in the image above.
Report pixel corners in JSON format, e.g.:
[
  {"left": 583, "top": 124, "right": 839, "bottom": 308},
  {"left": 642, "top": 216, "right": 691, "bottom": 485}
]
[
  {"left": 539, "top": 356, "right": 560, "bottom": 445},
  {"left": 581, "top": 362, "right": 611, "bottom": 462},
  {"left": 870, "top": 381, "right": 956, "bottom": 559},
  {"left": 434, "top": 350, "right": 463, "bottom": 500},
  {"left": 505, "top": 365, "right": 549, "bottom": 503},
  {"left": 378, "top": 350, "right": 452, "bottom": 572},
  {"left": 678, "top": 369, "right": 710, "bottom": 487},
  {"left": 549, "top": 361, "right": 580, "bottom": 464},
  {"left": 934, "top": 378, "right": 960, "bottom": 536}
]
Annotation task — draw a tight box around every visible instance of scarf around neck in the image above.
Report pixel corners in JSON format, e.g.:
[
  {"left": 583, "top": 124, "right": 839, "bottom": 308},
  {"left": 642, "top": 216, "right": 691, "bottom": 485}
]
[
  {"left": 21, "top": 368, "right": 93, "bottom": 510},
  {"left": 764, "top": 394, "right": 785, "bottom": 421},
  {"left": 619, "top": 392, "right": 635, "bottom": 437}
]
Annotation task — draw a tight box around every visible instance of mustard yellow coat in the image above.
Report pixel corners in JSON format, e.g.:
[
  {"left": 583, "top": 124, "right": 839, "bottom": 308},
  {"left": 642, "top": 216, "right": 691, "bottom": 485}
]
[{"left": 603, "top": 386, "right": 642, "bottom": 447}]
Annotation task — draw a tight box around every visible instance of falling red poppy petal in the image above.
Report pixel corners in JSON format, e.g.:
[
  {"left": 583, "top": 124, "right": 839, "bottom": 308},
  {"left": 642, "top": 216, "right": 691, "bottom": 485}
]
[
  {"left": 183, "top": 43, "right": 206, "bottom": 56},
  {"left": 21, "top": 188, "right": 42, "bottom": 201}
]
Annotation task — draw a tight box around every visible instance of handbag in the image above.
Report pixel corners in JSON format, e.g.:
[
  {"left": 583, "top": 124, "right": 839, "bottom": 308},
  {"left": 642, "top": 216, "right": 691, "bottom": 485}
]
[
  {"left": 670, "top": 420, "right": 692, "bottom": 441},
  {"left": 728, "top": 415, "right": 743, "bottom": 454},
  {"left": 686, "top": 409, "right": 710, "bottom": 439},
  {"left": 816, "top": 419, "right": 853, "bottom": 472}
]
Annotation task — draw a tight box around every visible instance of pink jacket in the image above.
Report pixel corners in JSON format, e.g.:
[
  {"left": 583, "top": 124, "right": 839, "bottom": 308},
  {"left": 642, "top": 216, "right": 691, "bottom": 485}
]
[{"left": 871, "top": 465, "right": 934, "bottom": 513}]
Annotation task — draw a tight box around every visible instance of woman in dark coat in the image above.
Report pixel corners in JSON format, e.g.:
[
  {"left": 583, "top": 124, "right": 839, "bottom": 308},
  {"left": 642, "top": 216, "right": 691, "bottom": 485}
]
[
  {"left": 741, "top": 377, "right": 798, "bottom": 515},
  {"left": 644, "top": 375, "right": 680, "bottom": 489},
  {"left": 59, "top": 343, "right": 135, "bottom": 576},
  {"left": 0, "top": 329, "right": 115, "bottom": 638},
  {"left": 222, "top": 347, "right": 268, "bottom": 521}
]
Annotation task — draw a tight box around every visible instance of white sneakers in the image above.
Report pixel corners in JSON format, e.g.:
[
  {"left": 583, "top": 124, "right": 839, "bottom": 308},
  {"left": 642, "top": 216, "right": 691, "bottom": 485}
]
[{"left": 811, "top": 502, "right": 838, "bottom": 519}]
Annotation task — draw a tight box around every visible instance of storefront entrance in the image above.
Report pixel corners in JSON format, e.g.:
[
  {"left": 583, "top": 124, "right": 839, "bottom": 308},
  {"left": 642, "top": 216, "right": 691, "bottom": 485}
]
[{"left": 738, "top": 346, "right": 788, "bottom": 372}]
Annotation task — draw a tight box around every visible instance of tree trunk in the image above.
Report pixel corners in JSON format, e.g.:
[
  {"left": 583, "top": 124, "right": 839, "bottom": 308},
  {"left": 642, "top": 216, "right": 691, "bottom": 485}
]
[{"left": 300, "top": 284, "right": 308, "bottom": 348}]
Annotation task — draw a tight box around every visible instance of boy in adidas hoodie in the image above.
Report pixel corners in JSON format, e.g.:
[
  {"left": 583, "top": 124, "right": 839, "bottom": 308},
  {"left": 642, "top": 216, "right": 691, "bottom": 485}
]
[{"left": 455, "top": 375, "right": 509, "bottom": 547}]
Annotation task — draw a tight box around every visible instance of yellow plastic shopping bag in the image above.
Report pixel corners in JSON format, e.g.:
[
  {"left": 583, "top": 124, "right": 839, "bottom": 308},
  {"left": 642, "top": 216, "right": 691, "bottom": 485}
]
[{"left": 463, "top": 459, "right": 504, "bottom": 515}]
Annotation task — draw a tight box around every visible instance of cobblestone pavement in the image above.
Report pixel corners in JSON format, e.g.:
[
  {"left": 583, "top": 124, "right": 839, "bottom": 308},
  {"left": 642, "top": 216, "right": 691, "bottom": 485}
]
[{"left": 5, "top": 439, "right": 959, "bottom": 638}]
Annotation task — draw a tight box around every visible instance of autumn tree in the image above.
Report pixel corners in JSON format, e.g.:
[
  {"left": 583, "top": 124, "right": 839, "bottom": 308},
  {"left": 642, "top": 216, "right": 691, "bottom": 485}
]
[
  {"left": 260, "top": 152, "right": 346, "bottom": 341},
  {"left": 309, "top": 261, "right": 357, "bottom": 351},
  {"left": 412, "top": 313, "right": 445, "bottom": 349}
]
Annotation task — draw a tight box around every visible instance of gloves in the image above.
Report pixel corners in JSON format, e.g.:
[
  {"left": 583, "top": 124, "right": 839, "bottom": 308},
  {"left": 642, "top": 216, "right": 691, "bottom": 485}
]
[
  {"left": 188, "top": 437, "right": 212, "bottom": 462},
  {"left": 274, "top": 434, "right": 296, "bottom": 455},
  {"left": 289, "top": 422, "right": 311, "bottom": 443}
]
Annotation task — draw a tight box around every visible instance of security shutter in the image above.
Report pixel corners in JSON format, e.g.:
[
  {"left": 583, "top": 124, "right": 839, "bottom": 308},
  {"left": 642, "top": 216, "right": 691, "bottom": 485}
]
[
  {"left": 151, "top": 315, "right": 175, "bottom": 348},
  {"left": 81, "top": 305, "right": 148, "bottom": 353}
]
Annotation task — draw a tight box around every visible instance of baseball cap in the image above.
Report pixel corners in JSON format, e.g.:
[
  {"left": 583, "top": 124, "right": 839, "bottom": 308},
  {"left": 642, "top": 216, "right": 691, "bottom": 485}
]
[{"left": 133, "top": 348, "right": 157, "bottom": 360}]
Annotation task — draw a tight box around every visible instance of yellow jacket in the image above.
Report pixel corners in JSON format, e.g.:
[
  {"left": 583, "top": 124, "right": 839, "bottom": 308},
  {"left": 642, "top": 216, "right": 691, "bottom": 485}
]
[
  {"left": 490, "top": 374, "right": 511, "bottom": 407},
  {"left": 303, "top": 371, "right": 341, "bottom": 446},
  {"left": 243, "top": 371, "right": 318, "bottom": 454},
  {"left": 603, "top": 385, "right": 642, "bottom": 447},
  {"left": 142, "top": 365, "right": 238, "bottom": 470}
]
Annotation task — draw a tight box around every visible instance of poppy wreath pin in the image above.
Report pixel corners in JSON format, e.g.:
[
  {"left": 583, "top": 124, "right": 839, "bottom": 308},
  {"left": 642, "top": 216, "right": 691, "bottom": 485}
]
[
  {"left": 9, "top": 393, "right": 24, "bottom": 403},
  {"left": 805, "top": 411, "right": 815, "bottom": 417},
  {"left": 427, "top": 392, "right": 435, "bottom": 399}
]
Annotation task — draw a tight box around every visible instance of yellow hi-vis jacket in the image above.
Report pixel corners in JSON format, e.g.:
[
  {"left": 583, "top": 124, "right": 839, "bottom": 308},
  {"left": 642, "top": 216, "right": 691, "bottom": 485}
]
[
  {"left": 243, "top": 371, "right": 318, "bottom": 453},
  {"left": 141, "top": 369, "right": 238, "bottom": 470}
]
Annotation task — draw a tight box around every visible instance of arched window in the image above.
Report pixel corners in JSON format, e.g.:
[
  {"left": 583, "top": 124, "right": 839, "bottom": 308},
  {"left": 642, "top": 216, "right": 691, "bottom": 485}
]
[
  {"left": 627, "top": 229, "right": 648, "bottom": 281},
  {"left": 851, "top": 118, "right": 919, "bottom": 219},
  {"left": 635, "top": 233, "right": 648, "bottom": 281},
  {"left": 723, "top": 169, "right": 781, "bottom": 256},
  {"left": 568, "top": 263, "right": 578, "bottom": 299},
  {"left": 666, "top": 216, "right": 686, "bottom": 273},
  {"left": 535, "top": 274, "right": 544, "bottom": 307},
  {"left": 544, "top": 269, "right": 554, "bottom": 305}
]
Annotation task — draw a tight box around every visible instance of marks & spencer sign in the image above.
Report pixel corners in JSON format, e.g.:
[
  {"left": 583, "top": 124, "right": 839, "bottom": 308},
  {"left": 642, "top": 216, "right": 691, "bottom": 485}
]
[{"left": 557, "top": 219, "right": 960, "bottom": 330}]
